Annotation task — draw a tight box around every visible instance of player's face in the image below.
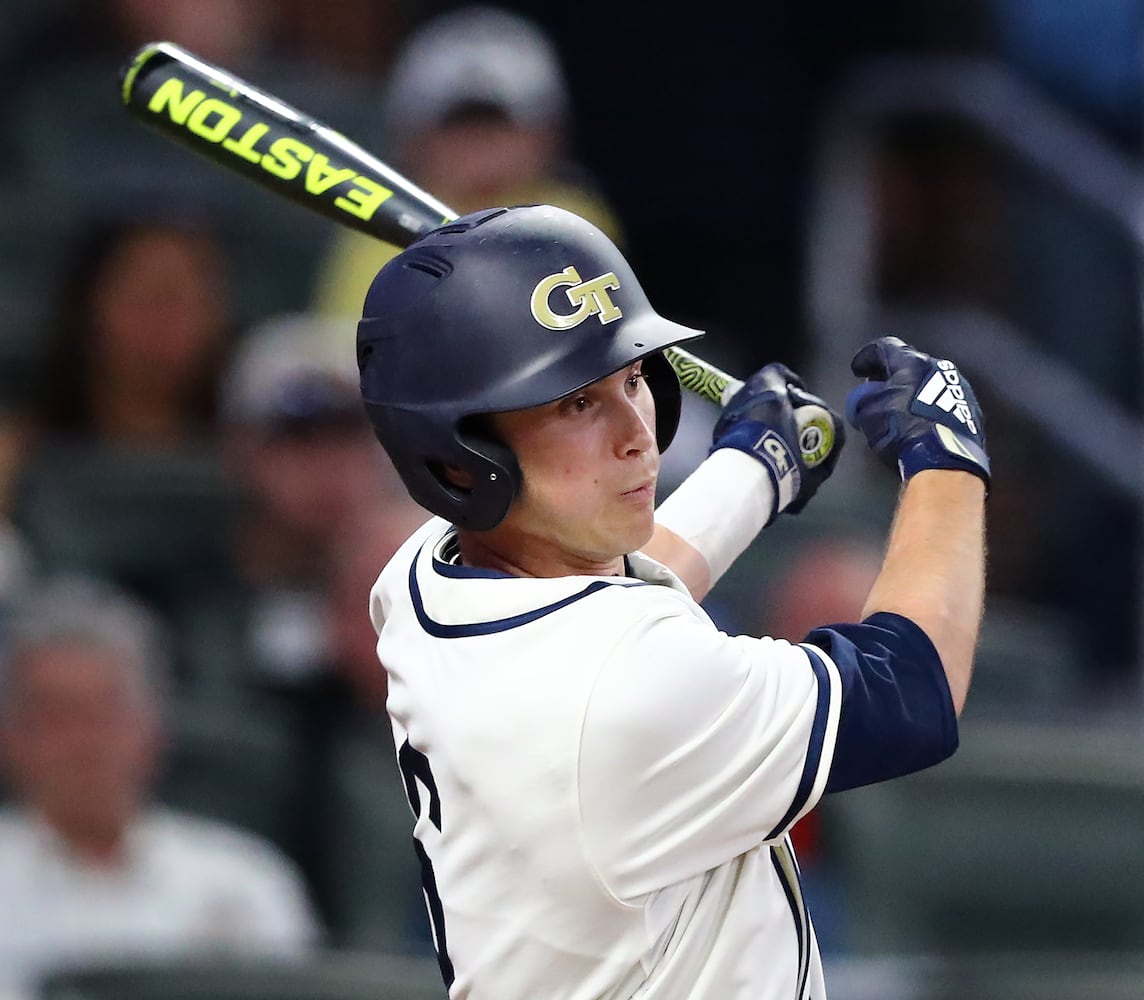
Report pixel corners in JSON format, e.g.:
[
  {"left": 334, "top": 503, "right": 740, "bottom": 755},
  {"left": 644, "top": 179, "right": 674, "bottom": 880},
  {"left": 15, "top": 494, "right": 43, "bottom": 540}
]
[{"left": 484, "top": 362, "right": 659, "bottom": 574}]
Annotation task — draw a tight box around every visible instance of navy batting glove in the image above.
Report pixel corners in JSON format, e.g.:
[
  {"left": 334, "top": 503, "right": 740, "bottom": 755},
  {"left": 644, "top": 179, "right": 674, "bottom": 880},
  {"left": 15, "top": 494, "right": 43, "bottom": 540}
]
[
  {"left": 712, "top": 362, "right": 845, "bottom": 522},
  {"left": 845, "top": 336, "right": 990, "bottom": 489}
]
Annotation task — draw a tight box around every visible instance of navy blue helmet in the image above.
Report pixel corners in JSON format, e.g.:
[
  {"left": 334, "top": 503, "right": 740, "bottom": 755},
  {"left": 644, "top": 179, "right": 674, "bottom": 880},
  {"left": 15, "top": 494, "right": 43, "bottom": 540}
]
[{"left": 357, "top": 205, "right": 703, "bottom": 530}]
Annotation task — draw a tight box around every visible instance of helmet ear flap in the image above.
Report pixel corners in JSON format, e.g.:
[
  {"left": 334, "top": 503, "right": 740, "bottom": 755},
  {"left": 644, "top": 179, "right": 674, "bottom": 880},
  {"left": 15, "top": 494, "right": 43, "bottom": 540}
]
[
  {"left": 642, "top": 351, "right": 682, "bottom": 452},
  {"left": 449, "top": 426, "right": 521, "bottom": 531},
  {"left": 362, "top": 404, "right": 519, "bottom": 530}
]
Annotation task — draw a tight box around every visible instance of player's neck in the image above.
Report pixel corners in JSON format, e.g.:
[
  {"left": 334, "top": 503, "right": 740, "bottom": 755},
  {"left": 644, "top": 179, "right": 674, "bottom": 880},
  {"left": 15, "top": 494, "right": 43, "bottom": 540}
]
[{"left": 455, "top": 528, "right": 627, "bottom": 580}]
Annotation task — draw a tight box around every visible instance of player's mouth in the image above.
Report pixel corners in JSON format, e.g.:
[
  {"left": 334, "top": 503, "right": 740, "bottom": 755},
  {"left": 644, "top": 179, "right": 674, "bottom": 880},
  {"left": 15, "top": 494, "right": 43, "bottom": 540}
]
[{"left": 620, "top": 479, "right": 656, "bottom": 501}]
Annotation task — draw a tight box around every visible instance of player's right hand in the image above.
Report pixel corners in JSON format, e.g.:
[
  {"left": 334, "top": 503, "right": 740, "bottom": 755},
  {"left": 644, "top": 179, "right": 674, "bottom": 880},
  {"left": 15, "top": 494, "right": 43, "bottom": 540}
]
[
  {"left": 845, "top": 336, "right": 990, "bottom": 489},
  {"left": 711, "top": 362, "right": 845, "bottom": 522}
]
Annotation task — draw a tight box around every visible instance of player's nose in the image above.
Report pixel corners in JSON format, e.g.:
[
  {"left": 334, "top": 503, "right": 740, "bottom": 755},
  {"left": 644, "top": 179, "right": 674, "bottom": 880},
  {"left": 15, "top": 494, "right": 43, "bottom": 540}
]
[{"left": 614, "top": 392, "right": 656, "bottom": 458}]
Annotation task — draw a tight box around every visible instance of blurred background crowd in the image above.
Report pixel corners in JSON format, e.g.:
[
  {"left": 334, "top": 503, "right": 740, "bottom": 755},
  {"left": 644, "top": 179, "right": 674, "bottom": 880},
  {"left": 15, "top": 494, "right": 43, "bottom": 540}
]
[{"left": 0, "top": 1, "right": 1142, "bottom": 998}]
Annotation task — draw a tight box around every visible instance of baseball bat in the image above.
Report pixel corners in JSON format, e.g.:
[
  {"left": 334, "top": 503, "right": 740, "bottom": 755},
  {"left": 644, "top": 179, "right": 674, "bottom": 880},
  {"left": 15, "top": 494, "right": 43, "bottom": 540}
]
[{"left": 119, "top": 41, "right": 835, "bottom": 466}]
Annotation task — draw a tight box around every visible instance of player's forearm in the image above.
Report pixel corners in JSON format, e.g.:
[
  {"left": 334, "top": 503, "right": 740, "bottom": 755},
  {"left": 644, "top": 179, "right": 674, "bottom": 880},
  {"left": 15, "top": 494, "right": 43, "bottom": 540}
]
[
  {"left": 861, "top": 470, "right": 986, "bottom": 715},
  {"left": 650, "top": 449, "right": 776, "bottom": 602}
]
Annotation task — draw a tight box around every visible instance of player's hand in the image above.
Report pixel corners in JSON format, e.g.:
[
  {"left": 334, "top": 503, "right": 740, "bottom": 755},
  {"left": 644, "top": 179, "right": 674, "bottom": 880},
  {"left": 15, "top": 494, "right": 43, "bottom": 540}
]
[
  {"left": 845, "top": 336, "right": 990, "bottom": 489},
  {"left": 711, "top": 362, "right": 845, "bottom": 521}
]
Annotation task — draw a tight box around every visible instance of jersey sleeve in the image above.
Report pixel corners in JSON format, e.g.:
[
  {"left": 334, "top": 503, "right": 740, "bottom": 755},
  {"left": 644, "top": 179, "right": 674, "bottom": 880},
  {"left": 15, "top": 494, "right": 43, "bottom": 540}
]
[
  {"left": 807, "top": 611, "right": 959, "bottom": 793},
  {"left": 578, "top": 596, "right": 842, "bottom": 902}
]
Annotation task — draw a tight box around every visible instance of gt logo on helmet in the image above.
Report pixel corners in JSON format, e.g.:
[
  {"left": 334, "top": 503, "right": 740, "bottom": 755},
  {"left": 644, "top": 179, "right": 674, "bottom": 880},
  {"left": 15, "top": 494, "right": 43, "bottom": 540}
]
[{"left": 530, "top": 266, "right": 623, "bottom": 331}]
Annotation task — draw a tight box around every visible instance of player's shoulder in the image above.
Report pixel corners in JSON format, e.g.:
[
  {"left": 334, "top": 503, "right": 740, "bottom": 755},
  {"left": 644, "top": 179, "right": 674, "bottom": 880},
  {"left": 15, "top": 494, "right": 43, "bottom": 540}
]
[
  {"left": 589, "top": 593, "right": 823, "bottom": 737},
  {"left": 370, "top": 516, "right": 447, "bottom": 622}
]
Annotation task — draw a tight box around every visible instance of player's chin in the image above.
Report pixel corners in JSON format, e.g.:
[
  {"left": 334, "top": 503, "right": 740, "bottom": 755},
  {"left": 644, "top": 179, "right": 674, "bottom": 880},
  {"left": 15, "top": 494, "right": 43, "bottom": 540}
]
[{"left": 616, "top": 502, "right": 657, "bottom": 553}]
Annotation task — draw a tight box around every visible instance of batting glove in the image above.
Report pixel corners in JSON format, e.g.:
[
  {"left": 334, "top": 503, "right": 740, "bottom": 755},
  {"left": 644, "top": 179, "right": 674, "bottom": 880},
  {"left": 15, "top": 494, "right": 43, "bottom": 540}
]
[
  {"left": 845, "top": 336, "right": 990, "bottom": 489},
  {"left": 711, "top": 362, "right": 845, "bottom": 522}
]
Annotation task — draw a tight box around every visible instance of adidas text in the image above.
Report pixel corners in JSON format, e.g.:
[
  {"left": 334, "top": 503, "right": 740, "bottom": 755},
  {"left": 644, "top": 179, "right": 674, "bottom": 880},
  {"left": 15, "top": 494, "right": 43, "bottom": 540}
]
[{"left": 917, "top": 360, "right": 978, "bottom": 435}]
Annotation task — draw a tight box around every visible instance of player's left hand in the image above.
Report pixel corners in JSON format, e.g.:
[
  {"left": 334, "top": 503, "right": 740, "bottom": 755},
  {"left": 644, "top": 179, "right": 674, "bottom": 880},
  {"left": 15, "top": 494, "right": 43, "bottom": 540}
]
[
  {"left": 845, "top": 336, "right": 990, "bottom": 489},
  {"left": 711, "top": 362, "right": 845, "bottom": 522}
]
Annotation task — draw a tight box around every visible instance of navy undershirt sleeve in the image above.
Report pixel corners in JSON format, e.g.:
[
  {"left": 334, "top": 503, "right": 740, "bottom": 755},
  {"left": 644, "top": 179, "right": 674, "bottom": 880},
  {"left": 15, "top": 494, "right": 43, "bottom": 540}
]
[{"left": 803, "top": 611, "right": 959, "bottom": 794}]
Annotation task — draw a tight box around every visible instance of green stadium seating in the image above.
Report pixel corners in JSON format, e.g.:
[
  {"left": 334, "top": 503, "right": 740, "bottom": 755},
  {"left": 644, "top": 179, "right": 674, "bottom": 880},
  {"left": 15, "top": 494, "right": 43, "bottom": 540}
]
[
  {"left": 37, "top": 951, "right": 446, "bottom": 1000},
  {"left": 821, "top": 719, "right": 1144, "bottom": 955}
]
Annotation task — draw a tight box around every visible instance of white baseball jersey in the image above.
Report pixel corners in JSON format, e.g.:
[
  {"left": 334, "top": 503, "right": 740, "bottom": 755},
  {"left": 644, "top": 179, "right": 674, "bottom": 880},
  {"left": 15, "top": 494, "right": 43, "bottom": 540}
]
[{"left": 370, "top": 518, "right": 843, "bottom": 1000}]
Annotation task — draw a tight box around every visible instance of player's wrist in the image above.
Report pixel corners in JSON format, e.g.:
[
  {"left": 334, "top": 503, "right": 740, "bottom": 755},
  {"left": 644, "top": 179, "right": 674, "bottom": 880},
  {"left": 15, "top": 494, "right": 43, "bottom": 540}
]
[
  {"left": 710, "top": 424, "right": 798, "bottom": 518},
  {"left": 898, "top": 434, "right": 991, "bottom": 492},
  {"left": 905, "top": 465, "right": 989, "bottom": 494}
]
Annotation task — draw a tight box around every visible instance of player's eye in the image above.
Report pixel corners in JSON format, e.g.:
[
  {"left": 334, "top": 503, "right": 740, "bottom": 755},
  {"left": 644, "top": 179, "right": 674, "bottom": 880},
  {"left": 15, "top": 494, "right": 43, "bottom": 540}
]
[{"left": 626, "top": 366, "right": 647, "bottom": 393}]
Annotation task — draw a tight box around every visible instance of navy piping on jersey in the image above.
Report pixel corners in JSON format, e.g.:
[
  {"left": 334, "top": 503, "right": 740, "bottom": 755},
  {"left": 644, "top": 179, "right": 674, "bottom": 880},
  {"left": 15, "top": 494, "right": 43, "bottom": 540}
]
[
  {"left": 765, "top": 647, "right": 832, "bottom": 841},
  {"left": 431, "top": 542, "right": 639, "bottom": 582},
  {"left": 431, "top": 556, "right": 514, "bottom": 580},
  {"left": 410, "top": 552, "right": 647, "bottom": 638},
  {"left": 771, "top": 840, "right": 811, "bottom": 1000}
]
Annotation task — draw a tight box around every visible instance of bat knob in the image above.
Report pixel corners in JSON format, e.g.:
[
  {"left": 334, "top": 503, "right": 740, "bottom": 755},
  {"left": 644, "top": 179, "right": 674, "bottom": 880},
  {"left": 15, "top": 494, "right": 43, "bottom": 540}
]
[{"left": 795, "top": 404, "right": 836, "bottom": 468}]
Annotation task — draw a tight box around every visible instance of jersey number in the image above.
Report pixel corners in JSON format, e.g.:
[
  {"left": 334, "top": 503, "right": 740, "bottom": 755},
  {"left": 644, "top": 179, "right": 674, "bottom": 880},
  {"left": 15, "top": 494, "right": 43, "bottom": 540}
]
[{"left": 398, "top": 739, "right": 455, "bottom": 988}]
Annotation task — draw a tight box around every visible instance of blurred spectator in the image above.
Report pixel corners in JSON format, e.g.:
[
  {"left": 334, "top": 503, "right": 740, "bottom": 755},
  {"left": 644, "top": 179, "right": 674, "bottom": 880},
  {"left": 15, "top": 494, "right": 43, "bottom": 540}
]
[
  {"left": 0, "top": 575, "right": 319, "bottom": 1000},
  {"left": 274, "top": 0, "right": 407, "bottom": 78},
  {"left": 3, "top": 0, "right": 385, "bottom": 325},
  {"left": 106, "top": 0, "right": 275, "bottom": 69},
  {"left": 311, "top": 4, "right": 622, "bottom": 318},
  {"left": 4, "top": 203, "right": 232, "bottom": 493},
  {"left": 32, "top": 207, "right": 232, "bottom": 451},
  {"left": 0, "top": 419, "right": 35, "bottom": 639},
  {"left": 324, "top": 509, "right": 427, "bottom": 716},
  {"left": 287, "top": 509, "right": 431, "bottom": 954},
  {"left": 760, "top": 537, "right": 883, "bottom": 644},
  {"left": 178, "top": 312, "right": 422, "bottom": 700},
  {"left": 2, "top": 0, "right": 275, "bottom": 86},
  {"left": 2, "top": 0, "right": 401, "bottom": 88},
  {"left": 3, "top": 1, "right": 281, "bottom": 192},
  {"left": 173, "top": 316, "right": 426, "bottom": 946},
  {"left": 2, "top": 207, "right": 237, "bottom": 636}
]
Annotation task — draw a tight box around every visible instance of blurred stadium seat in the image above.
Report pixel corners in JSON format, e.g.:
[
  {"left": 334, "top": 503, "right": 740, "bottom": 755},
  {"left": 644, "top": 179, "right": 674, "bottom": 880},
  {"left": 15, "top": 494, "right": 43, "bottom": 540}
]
[
  {"left": 0, "top": 185, "right": 66, "bottom": 409},
  {"left": 13, "top": 57, "right": 367, "bottom": 324},
  {"left": 36, "top": 951, "right": 445, "bottom": 1000},
  {"left": 13, "top": 443, "right": 237, "bottom": 605},
  {"left": 965, "top": 598, "right": 1087, "bottom": 715},
  {"left": 823, "top": 952, "right": 1144, "bottom": 1000},
  {"left": 822, "top": 719, "right": 1144, "bottom": 955},
  {"left": 316, "top": 722, "right": 431, "bottom": 955},
  {"left": 155, "top": 698, "right": 299, "bottom": 853}
]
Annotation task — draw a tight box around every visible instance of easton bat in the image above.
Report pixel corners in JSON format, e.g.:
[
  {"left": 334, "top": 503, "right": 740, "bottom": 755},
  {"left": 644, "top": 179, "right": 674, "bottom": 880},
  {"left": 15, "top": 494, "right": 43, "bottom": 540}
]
[{"left": 119, "top": 41, "right": 835, "bottom": 466}]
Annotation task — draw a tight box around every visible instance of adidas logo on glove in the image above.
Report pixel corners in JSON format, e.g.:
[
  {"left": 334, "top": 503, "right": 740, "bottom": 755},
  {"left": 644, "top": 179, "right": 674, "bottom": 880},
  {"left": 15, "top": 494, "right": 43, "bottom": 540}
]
[
  {"left": 915, "top": 360, "right": 978, "bottom": 435},
  {"left": 846, "top": 335, "right": 990, "bottom": 490}
]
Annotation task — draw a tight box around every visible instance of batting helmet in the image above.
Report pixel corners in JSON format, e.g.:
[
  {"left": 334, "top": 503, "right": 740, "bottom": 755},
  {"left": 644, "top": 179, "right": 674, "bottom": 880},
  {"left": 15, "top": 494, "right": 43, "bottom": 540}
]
[{"left": 357, "top": 204, "right": 703, "bottom": 530}]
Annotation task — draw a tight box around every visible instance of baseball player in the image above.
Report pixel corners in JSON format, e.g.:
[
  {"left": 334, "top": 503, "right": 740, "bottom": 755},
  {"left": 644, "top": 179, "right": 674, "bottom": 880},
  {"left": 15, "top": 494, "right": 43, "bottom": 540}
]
[{"left": 357, "top": 206, "right": 988, "bottom": 999}]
